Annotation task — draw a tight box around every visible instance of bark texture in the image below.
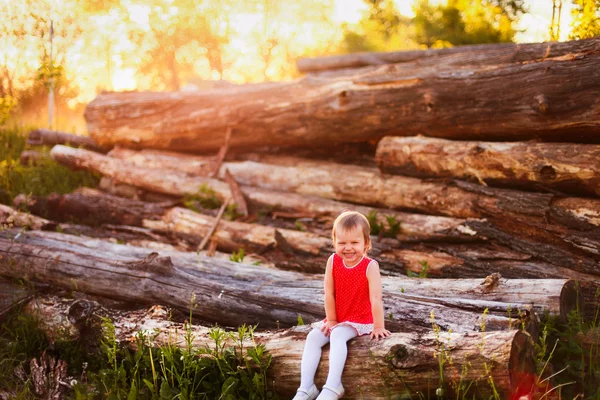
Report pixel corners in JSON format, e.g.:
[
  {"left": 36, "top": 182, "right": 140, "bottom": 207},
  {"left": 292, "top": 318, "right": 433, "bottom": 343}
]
[
  {"left": 55, "top": 146, "right": 481, "bottom": 243},
  {"left": 296, "top": 38, "right": 600, "bottom": 73},
  {"left": 376, "top": 136, "right": 600, "bottom": 197},
  {"left": 27, "top": 129, "right": 107, "bottom": 153},
  {"left": 85, "top": 49, "right": 600, "bottom": 150},
  {"left": 26, "top": 296, "right": 536, "bottom": 399},
  {"left": 0, "top": 229, "right": 565, "bottom": 333}
]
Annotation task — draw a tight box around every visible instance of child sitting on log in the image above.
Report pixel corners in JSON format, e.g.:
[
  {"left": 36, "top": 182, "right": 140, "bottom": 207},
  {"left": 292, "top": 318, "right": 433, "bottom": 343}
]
[{"left": 293, "top": 211, "right": 391, "bottom": 400}]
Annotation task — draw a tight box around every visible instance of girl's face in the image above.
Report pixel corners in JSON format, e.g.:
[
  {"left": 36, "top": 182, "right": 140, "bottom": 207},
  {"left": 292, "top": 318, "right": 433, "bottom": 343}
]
[{"left": 334, "top": 226, "right": 367, "bottom": 267}]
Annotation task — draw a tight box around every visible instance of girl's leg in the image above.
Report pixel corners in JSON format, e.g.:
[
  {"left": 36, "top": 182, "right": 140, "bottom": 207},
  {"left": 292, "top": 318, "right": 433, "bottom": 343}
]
[
  {"left": 299, "top": 328, "right": 330, "bottom": 390},
  {"left": 324, "top": 325, "right": 357, "bottom": 389}
]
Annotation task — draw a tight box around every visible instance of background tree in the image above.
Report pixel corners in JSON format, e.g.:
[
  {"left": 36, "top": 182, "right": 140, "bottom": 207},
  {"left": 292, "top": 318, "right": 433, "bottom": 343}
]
[
  {"left": 413, "top": 0, "right": 526, "bottom": 48},
  {"left": 341, "top": 0, "right": 415, "bottom": 53},
  {"left": 570, "top": 0, "right": 600, "bottom": 39}
]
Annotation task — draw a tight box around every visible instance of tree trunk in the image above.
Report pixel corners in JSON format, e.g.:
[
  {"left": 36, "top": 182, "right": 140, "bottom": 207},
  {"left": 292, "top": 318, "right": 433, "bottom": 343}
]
[
  {"left": 0, "top": 229, "right": 563, "bottom": 333},
  {"left": 26, "top": 296, "right": 536, "bottom": 399},
  {"left": 54, "top": 146, "right": 481, "bottom": 243},
  {"left": 143, "top": 207, "right": 332, "bottom": 273},
  {"left": 376, "top": 136, "right": 600, "bottom": 197},
  {"left": 27, "top": 129, "right": 108, "bottom": 153},
  {"left": 13, "top": 188, "right": 174, "bottom": 226},
  {"left": 296, "top": 37, "right": 600, "bottom": 73},
  {"left": 51, "top": 146, "right": 600, "bottom": 270},
  {"left": 85, "top": 49, "right": 600, "bottom": 150}
]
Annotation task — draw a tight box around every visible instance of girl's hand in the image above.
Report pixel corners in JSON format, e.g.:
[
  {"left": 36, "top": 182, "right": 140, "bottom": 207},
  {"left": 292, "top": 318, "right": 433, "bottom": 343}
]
[
  {"left": 321, "top": 320, "right": 338, "bottom": 337},
  {"left": 370, "top": 327, "right": 391, "bottom": 341}
]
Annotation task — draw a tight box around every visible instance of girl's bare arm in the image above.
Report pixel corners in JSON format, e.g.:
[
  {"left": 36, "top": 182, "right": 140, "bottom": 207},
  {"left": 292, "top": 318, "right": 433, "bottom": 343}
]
[
  {"left": 367, "top": 260, "right": 391, "bottom": 340},
  {"left": 322, "top": 255, "right": 337, "bottom": 335}
]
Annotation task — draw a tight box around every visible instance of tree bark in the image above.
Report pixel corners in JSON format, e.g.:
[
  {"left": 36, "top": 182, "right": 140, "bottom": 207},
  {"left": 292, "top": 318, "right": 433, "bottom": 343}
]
[
  {"left": 85, "top": 49, "right": 600, "bottom": 150},
  {"left": 376, "top": 136, "right": 600, "bottom": 197},
  {"left": 143, "top": 206, "right": 333, "bottom": 273},
  {"left": 296, "top": 37, "right": 600, "bottom": 73},
  {"left": 51, "top": 146, "right": 600, "bottom": 269},
  {"left": 13, "top": 188, "right": 174, "bottom": 226},
  {"left": 0, "top": 229, "right": 563, "bottom": 333},
  {"left": 0, "top": 277, "right": 32, "bottom": 319},
  {"left": 54, "top": 146, "right": 481, "bottom": 243},
  {"left": 27, "top": 129, "right": 108, "bottom": 153},
  {"left": 26, "top": 296, "right": 536, "bottom": 399}
]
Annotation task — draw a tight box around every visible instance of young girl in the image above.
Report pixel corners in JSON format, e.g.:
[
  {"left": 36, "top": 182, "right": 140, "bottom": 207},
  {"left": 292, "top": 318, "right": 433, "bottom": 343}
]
[{"left": 293, "top": 211, "right": 391, "bottom": 400}]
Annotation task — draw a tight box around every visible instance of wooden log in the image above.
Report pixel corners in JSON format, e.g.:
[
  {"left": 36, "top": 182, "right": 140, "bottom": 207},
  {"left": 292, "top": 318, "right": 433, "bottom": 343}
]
[
  {"left": 56, "top": 146, "right": 480, "bottom": 243},
  {"left": 0, "top": 203, "right": 52, "bottom": 230},
  {"left": 26, "top": 296, "right": 536, "bottom": 399},
  {"left": 376, "top": 136, "right": 600, "bottom": 197},
  {"left": 19, "top": 150, "right": 49, "bottom": 166},
  {"left": 143, "top": 207, "right": 332, "bottom": 273},
  {"left": 52, "top": 146, "right": 600, "bottom": 272},
  {"left": 98, "top": 176, "right": 178, "bottom": 203},
  {"left": 0, "top": 277, "right": 32, "bottom": 319},
  {"left": 296, "top": 37, "right": 600, "bottom": 73},
  {"left": 85, "top": 49, "right": 600, "bottom": 150},
  {"left": 0, "top": 229, "right": 560, "bottom": 333},
  {"left": 12, "top": 188, "right": 174, "bottom": 226},
  {"left": 27, "top": 129, "right": 108, "bottom": 153}
]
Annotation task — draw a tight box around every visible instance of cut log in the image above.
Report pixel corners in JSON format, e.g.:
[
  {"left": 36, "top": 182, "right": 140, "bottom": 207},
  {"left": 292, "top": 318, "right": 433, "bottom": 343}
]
[
  {"left": 55, "top": 146, "right": 481, "bottom": 243},
  {"left": 13, "top": 188, "right": 174, "bottom": 226},
  {"left": 19, "top": 150, "right": 49, "bottom": 166},
  {"left": 0, "top": 229, "right": 559, "bottom": 333},
  {"left": 0, "top": 203, "right": 52, "bottom": 230},
  {"left": 143, "top": 206, "right": 333, "bottom": 273},
  {"left": 26, "top": 296, "right": 536, "bottom": 399},
  {"left": 85, "top": 49, "right": 600, "bottom": 150},
  {"left": 296, "top": 37, "right": 600, "bottom": 73},
  {"left": 98, "top": 176, "right": 178, "bottom": 203},
  {"left": 27, "top": 129, "right": 108, "bottom": 153},
  {"left": 376, "top": 136, "right": 600, "bottom": 197},
  {"left": 52, "top": 146, "right": 600, "bottom": 271}
]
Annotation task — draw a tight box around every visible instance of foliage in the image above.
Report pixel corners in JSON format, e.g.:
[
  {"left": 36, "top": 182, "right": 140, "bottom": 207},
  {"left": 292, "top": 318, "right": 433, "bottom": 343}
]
[
  {"left": 183, "top": 185, "right": 222, "bottom": 211},
  {"left": 570, "top": 0, "right": 600, "bottom": 39},
  {"left": 532, "top": 288, "right": 600, "bottom": 399},
  {"left": 340, "top": 0, "right": 416, "bottom": 53},
  {"left": 366, "top": 210, "right": 402, "bottom": 238},
  {"left": 406, "top": 260, "right": 429, "bottom": 278},
  {"left": 0, "top": 126, "right": 100, "bottom": 205},
  {"left": 0, "top": 304, "right": 277, "bottom": 399},
  {"left": 412, "top": 0, "right": 524, "bottom": 48},
  {"left": 230, "top": 248, "right": 246, "bottom": 263}
]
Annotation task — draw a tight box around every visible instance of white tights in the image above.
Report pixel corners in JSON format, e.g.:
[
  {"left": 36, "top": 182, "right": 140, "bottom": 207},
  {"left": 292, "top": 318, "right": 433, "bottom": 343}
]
[{"left": 299, "top": 325, "right": 358, "bottom": 391}]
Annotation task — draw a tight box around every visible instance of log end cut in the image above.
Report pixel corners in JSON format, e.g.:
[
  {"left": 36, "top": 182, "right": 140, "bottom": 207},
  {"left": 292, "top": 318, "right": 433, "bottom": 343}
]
[
  {"left": 509, "top": 331, "right": 536, "bottom": 397},
  {"left": 560, "top": 279, "right": 584, "bottom": 321}
]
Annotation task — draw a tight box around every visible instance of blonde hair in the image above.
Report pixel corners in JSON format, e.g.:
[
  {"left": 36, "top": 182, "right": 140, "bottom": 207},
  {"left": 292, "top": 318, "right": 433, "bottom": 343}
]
[{"left": 332, "top": 211, "right": 372, "bottom": 252}]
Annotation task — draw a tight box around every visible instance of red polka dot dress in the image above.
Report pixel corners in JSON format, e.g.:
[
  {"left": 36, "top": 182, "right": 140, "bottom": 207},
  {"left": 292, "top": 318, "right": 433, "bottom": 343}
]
[{"left": 314, "top": 254, "right": 374, "bottom": 336}]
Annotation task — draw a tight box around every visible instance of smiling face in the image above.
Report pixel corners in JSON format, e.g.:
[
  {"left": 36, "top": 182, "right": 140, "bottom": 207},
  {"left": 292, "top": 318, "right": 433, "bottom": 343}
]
[{"left": 334, "top": 226, "right": 367, "bottom": 267}]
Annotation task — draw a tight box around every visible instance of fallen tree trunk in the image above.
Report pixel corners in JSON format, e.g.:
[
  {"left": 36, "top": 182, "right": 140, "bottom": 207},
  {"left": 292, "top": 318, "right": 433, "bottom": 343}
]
[
  {"left": 0, "top": 229, "right": 558, "bottom": 333},
  {"left": 55, "top": 146, "right": 481, "bottom": 243},
  {"left": 13, "top": 188, "right": 174, "bottom": 226},
  {"left": 85, "top": 49, "right": 600, "bottom": 149},
  {"left": 143, "top": 207, "right": 332, "bottom": 273},
  {"left": 26, "top": 296, "right": 536, "bottom": 399},
  {"left": 296, "top": 37, "right": 600, "bottom": 73},
  {"left": 376, "top": 136, "right": 600, "bottom": 197},
  {"left": 27, "top": 129, "right": 108, "bottom": 153},
  {"left": 52, "top": 146, "right": 600, "bottom": 270}
]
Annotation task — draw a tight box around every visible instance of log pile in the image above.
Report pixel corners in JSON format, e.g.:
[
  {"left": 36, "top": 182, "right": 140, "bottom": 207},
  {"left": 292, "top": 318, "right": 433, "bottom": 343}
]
[{"left": 4, "top": 37, "right": 600, "bottom": 398}]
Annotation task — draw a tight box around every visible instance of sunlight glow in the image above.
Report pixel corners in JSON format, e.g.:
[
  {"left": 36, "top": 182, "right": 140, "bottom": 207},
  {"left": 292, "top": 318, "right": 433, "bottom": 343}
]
[{"left": 112, "top": 68, "right": 137, "bottom": 91}]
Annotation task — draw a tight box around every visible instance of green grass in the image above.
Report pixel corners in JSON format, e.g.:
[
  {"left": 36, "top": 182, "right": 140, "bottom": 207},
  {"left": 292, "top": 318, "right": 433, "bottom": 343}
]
[
  {"left": 0, "top": 304, "right": 278, "bottom": 399},
  {"left": 0, "top": 126, "right": 100, "bottom": 206}
]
